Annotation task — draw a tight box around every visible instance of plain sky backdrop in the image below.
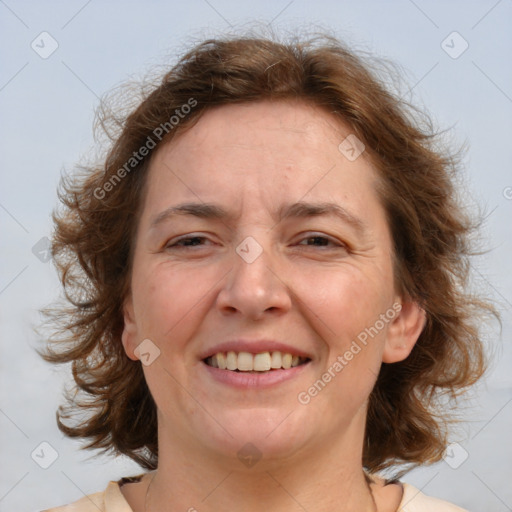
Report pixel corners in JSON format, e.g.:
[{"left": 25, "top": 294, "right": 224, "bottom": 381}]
[{"left": 1, "top": 1, "right": 511, "bottom": 511}]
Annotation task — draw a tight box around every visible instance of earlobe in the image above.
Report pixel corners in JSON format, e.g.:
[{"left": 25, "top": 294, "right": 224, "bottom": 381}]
[
  {"left": 121, "top": 295, "right": 139, "bottom": 361},
  {"left": 382, "top": 299, "right": 426, "bottom": 364}
]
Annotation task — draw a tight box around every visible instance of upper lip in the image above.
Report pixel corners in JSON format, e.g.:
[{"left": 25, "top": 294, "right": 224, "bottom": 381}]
[{"left": 199, "top": 339, "right": 313, "bottom": 360}]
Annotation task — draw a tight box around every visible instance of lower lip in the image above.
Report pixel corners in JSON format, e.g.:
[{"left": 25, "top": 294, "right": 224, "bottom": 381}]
[{"left": 201, "top": 360, "right": 311, "bottom": 389}]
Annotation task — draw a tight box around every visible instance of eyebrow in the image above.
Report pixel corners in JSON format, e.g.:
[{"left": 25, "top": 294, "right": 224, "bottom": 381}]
[
  {"left": 278, "top": 201, "right": 367, "bottom": 235},
  {"left": 150, "top": 203, "right": 228, "bottom": 228},
  {"left": 149, "top": 201, "right": 368, "bottom": 235}
]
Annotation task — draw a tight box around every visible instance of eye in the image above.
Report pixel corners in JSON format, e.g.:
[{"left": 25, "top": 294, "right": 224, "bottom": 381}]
[
  {"left": 297, "top": 234, "right": 345, "bottom": 249},
  {"left": 299, "top": 236, "right": 330, "bottom": 247},
  {"left": 165, "top": 235, "right": 212, "bottom": 249}
]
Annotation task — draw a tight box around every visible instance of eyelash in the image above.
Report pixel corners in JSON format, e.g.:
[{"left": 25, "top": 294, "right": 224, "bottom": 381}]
[
  {"left": 167, "top": 236, "right": 212, "bottom": 248},
  {"left": 165, "top": 234, "right": 346, "bottom": 250}
]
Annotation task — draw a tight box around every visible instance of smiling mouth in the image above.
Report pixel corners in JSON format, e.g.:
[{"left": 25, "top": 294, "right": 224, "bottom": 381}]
[{"left": 203, "top": 351, "right": 310, "bottom": 372}]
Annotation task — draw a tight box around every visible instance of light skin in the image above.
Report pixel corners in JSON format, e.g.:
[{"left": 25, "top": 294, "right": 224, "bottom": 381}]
[{"left": 120, "top": 100, "right": 426, "bottom": 512}]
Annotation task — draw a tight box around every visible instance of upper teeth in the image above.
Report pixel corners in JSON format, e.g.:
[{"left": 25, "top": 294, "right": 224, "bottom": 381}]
[{"left": 206, "top": 351, "right": 305, "bottom": 371}]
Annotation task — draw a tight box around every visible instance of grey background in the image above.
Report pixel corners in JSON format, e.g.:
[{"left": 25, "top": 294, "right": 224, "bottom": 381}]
[{"left": 1, "top": 1, "right": 511, "bottom": 511}]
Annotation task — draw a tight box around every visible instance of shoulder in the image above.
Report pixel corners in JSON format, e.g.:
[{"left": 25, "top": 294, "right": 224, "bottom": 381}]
[
  {"left": 398, "top": 483, "right": 468, "bottom": 512},
  {"left": 41, "top": 474, "right": 146, "bottom": 512},
  {"left": 41, "top": 489, "right": 106, "bottom": 512}
]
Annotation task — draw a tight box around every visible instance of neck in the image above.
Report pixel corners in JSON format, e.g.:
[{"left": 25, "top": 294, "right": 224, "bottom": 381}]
[{"left": 146, "top": 415, "right": 377, "bottom": 512}]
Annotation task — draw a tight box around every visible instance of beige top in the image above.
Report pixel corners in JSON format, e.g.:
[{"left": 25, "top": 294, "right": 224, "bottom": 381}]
[{"left": 43, "top": 472, "right": 468, "bottom": 512}]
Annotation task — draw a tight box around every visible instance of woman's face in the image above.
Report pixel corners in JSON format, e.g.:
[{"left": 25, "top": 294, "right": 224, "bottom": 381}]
[{"left": 122, "top": 100, "right": 421, "bottom": 465}]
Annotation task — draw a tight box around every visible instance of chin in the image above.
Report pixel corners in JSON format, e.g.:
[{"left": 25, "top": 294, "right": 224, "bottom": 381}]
[{"left": 196, "top": 407, "right": 311, "bottom": 465}]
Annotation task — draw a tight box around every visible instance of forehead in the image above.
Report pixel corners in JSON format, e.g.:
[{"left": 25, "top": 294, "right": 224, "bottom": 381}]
[
  {"left": 142, "top": 100, "right": 382, "bottom": 223},
  {"left": 159, "top": 100, "right": 351, "bottom": 164}
]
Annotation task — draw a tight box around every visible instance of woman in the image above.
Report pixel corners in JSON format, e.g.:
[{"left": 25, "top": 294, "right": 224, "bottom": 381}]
[{"left": 41, "top": 33, "right": 493, "bottom": 511}]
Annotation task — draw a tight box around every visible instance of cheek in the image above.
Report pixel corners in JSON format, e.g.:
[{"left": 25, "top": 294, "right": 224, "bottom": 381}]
[
  {"left": 295, "top": 263, "right": 392, "bottom": 346},
  {"left": 131, "top": 262, "right": 221, "bottom": 345},
  {"left": 294, "top": 263, "right": 394, "bottom": 405}
]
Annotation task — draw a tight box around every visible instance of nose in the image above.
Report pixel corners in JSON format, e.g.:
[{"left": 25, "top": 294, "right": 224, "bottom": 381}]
[{"left": 215, "top": 239, "right": 292, "bottom": 320}]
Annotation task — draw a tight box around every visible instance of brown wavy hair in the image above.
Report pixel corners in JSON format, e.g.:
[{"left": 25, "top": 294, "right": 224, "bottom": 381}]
[{"left": 39, "top": 31, "right": 495, "bottom": 474}]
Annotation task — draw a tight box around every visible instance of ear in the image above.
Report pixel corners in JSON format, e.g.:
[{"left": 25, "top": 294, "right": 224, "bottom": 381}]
[
  {"left": 121, "top": 294, "right": 139, "bottom": 361},
  {"left": 382, "top": 298, "right": 426, "bottom": 363}
]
